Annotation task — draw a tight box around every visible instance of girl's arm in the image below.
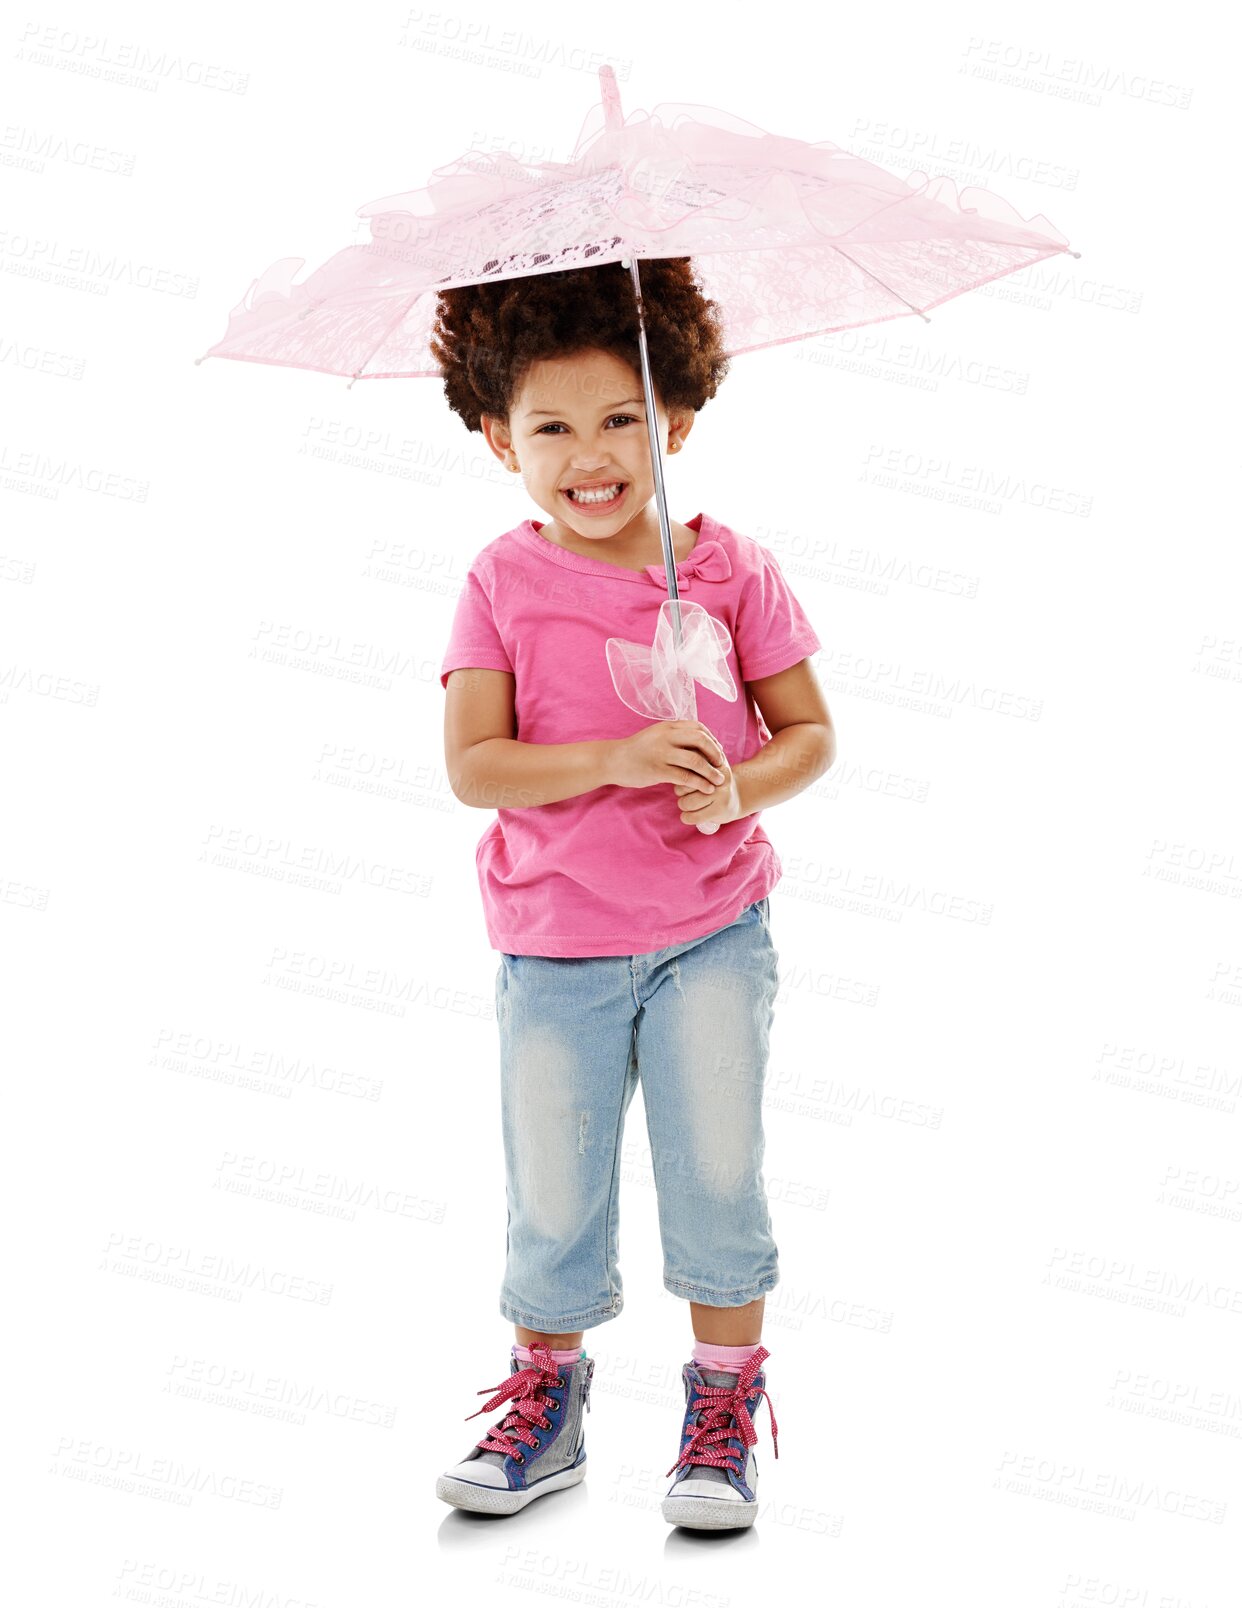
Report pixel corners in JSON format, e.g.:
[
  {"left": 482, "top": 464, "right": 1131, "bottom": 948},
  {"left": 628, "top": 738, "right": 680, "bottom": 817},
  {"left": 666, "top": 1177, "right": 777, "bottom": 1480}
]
[
  {"left": 732, "top": 660, "right": 836, "bottom": 814},
  {"left": 674, "top": 660, "right": 836, "bottom": 827},
  {"left": 444, "top": 668, "right": 611, "bottom": 808},
  {"left": 444, "top": 668, "right": 728, "bottom": 810},
  {"left": 731, "top": 720, "right": 835, "bottom": 815}
]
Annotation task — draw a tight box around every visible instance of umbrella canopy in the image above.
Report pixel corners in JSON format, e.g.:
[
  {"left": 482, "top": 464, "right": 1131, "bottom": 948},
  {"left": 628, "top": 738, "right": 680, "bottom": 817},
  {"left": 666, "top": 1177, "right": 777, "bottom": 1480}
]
[{"left": 197, "top": 66, "right": 1077, "bottom": 386}]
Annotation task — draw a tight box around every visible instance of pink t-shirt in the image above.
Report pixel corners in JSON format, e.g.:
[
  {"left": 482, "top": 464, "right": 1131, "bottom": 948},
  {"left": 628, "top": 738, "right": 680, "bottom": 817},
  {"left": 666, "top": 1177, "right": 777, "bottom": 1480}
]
[{"left": 439, "top": 510, "right": 823, "bottom": 957}]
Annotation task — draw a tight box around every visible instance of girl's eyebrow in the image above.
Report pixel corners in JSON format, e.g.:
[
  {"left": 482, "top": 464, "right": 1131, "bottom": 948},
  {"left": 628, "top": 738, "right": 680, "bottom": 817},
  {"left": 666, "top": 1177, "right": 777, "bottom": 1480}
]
[{"left": 526, "top": 397, "right": 645, "bottom": 416}]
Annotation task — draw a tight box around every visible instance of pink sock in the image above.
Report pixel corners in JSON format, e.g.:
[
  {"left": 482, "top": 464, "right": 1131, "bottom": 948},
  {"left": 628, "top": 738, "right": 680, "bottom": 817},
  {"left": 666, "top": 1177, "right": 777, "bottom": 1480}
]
[
  {"left": 693, "top": 1339, "right": 765, "bottom": 1374},
  {"left": 513, "top": 1343, "right": 584, "bottom": 1366}
]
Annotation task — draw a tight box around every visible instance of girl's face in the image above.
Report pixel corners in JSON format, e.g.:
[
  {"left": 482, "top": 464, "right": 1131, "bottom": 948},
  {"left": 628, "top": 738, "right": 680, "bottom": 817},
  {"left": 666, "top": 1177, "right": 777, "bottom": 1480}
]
[{"left": 483, "top": 346, "right": 692, "bottom": 542}]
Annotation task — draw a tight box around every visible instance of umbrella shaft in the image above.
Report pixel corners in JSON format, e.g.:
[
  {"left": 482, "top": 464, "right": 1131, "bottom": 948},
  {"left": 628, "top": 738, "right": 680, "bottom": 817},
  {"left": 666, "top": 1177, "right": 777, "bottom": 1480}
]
[{"left": 624, "top": 257, "right": 684, "bottom": 651}]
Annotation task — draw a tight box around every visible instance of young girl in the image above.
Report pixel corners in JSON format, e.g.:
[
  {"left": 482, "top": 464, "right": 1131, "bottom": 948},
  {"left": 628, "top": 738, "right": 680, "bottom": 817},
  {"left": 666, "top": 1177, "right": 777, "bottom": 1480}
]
[{"left": 431, "top": 258, "right": 834, "bottom": 1530}]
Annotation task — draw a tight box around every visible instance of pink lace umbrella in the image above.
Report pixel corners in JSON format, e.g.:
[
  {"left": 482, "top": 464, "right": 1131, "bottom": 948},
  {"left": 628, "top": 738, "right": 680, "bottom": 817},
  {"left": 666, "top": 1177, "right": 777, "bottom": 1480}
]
[{"left": 199, "top": 66, "right": 1077, "bottom": 833}]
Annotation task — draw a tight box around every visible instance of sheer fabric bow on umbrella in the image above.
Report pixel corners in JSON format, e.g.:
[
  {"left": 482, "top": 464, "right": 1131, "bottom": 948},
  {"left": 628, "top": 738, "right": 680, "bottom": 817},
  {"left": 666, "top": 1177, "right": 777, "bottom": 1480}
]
[{"left": 199, "top": 65, "right": 1078, "bottom": 833}]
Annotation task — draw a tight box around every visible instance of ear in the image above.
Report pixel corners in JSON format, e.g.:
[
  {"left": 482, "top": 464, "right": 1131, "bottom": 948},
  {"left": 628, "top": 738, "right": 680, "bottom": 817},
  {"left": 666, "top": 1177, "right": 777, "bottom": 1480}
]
[
  {"left": 669, "top": 409, "right": 695, "bottom": 451},
  {"left": 480, "top": 414, "right": 513, "bottom": 463}
]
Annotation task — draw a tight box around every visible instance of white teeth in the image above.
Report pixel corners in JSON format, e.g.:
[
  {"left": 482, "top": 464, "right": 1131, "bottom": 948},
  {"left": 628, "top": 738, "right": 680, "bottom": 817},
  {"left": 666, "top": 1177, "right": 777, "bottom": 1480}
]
[{"left": 566, "top": 482, "right": 623, "bottom": 504}]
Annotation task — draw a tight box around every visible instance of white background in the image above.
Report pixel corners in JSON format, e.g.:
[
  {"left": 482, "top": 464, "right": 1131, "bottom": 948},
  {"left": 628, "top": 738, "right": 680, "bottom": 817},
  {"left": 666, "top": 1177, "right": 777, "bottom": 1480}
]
[{"left": 3, "top": 2, "right": 1238, "bottom": 1604}]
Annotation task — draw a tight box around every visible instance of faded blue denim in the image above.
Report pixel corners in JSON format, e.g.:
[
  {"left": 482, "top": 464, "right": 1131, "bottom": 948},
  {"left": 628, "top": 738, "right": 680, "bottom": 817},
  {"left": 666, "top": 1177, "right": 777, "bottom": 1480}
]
[{"left": 494, "top": 897, "right": 781, "bottom": 1332}]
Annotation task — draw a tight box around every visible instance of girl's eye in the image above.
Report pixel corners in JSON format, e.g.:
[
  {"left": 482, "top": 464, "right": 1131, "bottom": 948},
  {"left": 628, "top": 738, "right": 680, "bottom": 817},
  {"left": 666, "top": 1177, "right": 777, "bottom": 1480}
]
[{"left": 536, "top": 415, "right": 637, "bottom": 435}]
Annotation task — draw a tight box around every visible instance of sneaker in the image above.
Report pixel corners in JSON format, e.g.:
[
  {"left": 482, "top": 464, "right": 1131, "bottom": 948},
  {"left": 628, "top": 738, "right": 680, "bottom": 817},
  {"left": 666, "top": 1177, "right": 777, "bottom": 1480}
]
[
  {"left": 436, "top": 1342, "right": 595, "bottom": 1515},
  {"left": 661, "top": 1345, "right": 778, "bottom": 1530}
]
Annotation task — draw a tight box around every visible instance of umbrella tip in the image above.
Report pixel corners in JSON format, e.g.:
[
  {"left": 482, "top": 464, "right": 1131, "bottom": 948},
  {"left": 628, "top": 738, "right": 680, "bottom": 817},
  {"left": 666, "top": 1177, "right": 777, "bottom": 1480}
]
[{"left": 599, "top": 64, "right": 622, "bottom": 133}]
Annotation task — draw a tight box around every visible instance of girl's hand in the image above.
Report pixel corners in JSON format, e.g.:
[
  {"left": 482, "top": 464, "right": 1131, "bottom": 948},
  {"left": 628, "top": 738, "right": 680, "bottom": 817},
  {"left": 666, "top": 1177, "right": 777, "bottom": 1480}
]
[
  {"left": 609, "top": 720, "right": 728, "bottom": 794},
  {"left": 674, "top": 758, "right": 743, "bottom": 829}
]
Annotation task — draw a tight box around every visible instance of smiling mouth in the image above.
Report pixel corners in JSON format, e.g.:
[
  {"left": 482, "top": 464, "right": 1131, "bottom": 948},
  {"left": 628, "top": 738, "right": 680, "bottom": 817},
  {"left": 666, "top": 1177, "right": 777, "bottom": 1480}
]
[{"left": 563, "top": 481, "right": 627, "bottom": 507}]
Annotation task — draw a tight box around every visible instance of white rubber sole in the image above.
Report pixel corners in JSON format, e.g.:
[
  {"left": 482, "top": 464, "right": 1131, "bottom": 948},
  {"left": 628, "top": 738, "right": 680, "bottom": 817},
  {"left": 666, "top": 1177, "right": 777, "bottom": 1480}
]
[
  {"left": 662, "top": 1492, "right": 758, "bottom": 1530},
  {"left": 436, "top": 1458, "right": 587, "bottom": 1515}
]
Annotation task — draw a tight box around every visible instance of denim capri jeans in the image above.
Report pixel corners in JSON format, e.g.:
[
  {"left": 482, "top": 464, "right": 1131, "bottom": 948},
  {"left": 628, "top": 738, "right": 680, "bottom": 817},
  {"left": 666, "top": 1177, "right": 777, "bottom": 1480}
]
[{"left": 494, "top": 896, "right": 781, "bottom": 1333}]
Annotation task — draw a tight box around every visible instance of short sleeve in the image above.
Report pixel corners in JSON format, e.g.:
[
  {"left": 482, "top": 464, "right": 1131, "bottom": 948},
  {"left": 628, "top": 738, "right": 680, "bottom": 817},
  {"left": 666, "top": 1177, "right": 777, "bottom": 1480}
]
[
  {"left": 732, "top": 544, "right": 823, "bottom": 682},
  {"left": 439, "top": 565, "right": 514, "bottom": 689}
]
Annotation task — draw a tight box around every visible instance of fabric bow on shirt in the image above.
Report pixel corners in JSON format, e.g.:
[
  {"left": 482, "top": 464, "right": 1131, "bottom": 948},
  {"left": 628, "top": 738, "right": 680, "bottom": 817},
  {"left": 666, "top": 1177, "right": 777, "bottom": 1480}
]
[
  {"left": 643, "top": 538, "right": 732, "bottom": 593},
  {"left": 606, "top": 597, "right": 738, "bottom": 721}
]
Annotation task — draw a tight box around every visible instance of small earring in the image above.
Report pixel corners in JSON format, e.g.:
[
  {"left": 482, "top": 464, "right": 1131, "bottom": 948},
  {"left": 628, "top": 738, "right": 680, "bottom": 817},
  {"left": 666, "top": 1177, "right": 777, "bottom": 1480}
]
[{"left": 508, "top": 461, "right": 520, "bottom": 472}]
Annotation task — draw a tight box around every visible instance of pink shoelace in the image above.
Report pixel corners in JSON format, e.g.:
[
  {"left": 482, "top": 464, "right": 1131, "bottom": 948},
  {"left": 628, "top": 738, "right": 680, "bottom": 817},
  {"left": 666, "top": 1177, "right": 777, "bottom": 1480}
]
[
  {"left": 666, "top": 1343, "right": 780, "bottom": 1479},
  {"left": 464, "top": 1341, "right": 564, "bottom": 1467}
]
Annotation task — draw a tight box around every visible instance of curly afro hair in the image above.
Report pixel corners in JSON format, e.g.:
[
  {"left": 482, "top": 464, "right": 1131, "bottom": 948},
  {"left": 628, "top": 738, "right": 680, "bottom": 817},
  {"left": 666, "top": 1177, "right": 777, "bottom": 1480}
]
[{"left": 429, "top": 257, "right": 730, "bottom": 434}]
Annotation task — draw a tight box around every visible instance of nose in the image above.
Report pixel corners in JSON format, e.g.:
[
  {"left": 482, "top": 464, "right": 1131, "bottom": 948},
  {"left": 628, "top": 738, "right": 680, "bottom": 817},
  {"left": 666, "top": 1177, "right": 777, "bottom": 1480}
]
[
  {"left": 570, "top": 437, "right": 610, "bottom": 462},
  {"left": 569, "top": 425, "right": 618, "bottom": 462}
]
